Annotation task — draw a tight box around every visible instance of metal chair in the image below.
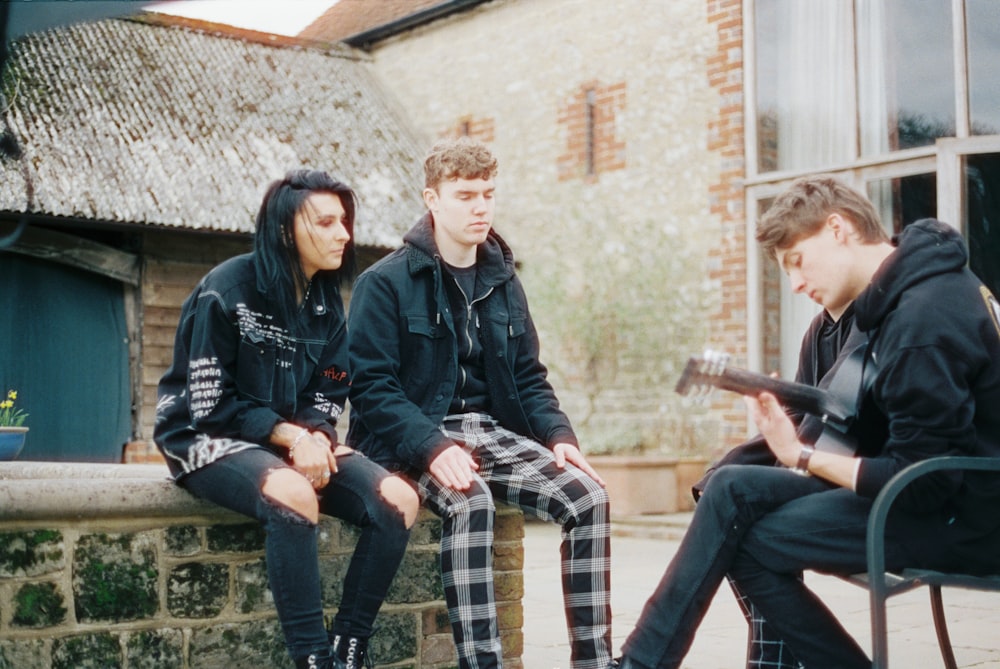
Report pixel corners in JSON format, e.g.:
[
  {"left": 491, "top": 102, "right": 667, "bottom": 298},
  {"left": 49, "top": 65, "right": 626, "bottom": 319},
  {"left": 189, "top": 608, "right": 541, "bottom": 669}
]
[{"left": 842, "top": 456, "right": 1000, "bottom": 669}]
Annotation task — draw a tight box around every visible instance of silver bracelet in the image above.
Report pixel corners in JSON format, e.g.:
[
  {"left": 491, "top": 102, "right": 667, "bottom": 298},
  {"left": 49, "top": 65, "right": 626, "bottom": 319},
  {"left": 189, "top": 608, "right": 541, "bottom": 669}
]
[{"left": 289, "top": 428, "right": 310, "bottom": 459}]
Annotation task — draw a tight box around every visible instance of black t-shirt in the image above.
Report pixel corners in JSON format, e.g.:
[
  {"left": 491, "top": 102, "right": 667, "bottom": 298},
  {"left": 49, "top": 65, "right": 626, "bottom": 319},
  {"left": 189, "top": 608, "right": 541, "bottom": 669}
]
[{"left": 443, "top": 262, "right": 491, "bottom": 414}]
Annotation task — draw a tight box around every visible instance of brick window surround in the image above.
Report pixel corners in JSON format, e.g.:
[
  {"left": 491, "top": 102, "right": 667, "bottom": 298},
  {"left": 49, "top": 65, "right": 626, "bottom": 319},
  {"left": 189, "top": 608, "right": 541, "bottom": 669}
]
[
  {"left": 557, "top": 81, "right": 626, "bottom": 182},
  {"left": 445, "top": 115, "right": 496, "bottom": 144}
]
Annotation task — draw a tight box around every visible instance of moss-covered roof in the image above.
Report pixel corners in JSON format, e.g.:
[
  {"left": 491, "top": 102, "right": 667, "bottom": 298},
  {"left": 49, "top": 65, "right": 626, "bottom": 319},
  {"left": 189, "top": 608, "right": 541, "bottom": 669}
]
[{"left": 0, "top": 14, "right": 426, "bottom": 248}]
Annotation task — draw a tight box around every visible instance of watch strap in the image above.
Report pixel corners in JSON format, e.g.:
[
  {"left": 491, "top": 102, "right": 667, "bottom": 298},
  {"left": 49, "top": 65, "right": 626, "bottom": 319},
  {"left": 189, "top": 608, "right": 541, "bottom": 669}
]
[{"left": 792, "top": 444, "right": 815, "bottom": 476}]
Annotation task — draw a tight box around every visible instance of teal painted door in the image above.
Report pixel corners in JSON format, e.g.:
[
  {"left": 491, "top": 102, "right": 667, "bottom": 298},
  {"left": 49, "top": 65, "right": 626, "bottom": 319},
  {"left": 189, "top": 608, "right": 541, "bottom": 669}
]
[{"left": 0, "top": 254, "right": 130, "bottom": 461}]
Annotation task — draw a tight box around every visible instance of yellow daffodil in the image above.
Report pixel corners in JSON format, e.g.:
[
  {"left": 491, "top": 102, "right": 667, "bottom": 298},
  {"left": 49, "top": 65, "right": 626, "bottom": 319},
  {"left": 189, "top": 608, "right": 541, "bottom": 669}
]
[{"left": 0, "top": 389, "right": 28, "bottom": 427}]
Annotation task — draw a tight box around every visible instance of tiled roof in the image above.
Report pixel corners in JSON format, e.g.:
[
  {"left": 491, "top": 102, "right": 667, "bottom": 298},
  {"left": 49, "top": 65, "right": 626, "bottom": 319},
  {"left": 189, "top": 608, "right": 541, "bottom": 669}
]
[
  {"left": 0, "top": 14, "right": 427, "bottom": 248},
  {"left": 298, "top": 0, "right": 444, "bottom": 43}
]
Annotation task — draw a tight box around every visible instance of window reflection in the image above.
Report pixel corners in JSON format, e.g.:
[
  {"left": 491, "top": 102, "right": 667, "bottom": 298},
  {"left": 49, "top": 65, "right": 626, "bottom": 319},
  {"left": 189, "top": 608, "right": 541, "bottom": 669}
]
[
  {"left": 858, "top": 0, "right": 954, "bottom": 154},
  {"left": 966, "top": 154, "right": 1000, "bottom": 297},
  {"left": 968, "top": 1, "right": 1000, "bottom": 136},
  {"left": 866, "top": 173, "right": 937, "bottom": 235},
  {"left": 755, "top": 0, "right": 853, "bottom": 172}
]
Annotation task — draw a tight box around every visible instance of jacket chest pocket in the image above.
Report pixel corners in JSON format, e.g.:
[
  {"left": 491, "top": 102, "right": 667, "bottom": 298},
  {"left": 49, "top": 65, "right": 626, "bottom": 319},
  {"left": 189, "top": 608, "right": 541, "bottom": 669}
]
[
  {"left": 489, "top": 310, "right": 528, "bottom": 364},
  {"left": 237, "top": 332, "right": 276, "bottom": 403},
  {"left": 506, "top": 316, "right": 527, "bottom": 339},
  {"left": 404, "top": 315, "right": 446, "bottom": 386},
  {"left": 405, "top": 314, "right": 446, "bottom": 339}
]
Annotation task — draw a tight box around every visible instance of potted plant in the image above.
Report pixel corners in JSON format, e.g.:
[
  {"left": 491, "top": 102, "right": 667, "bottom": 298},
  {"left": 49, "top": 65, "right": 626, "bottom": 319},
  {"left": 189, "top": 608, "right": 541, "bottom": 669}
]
[{"left": 0, "top": 389, "right": 29, "bottom": 460}]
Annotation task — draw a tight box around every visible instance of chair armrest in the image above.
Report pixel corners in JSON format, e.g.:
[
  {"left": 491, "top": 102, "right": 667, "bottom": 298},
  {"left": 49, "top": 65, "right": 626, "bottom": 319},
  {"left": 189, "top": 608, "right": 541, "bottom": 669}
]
[{"left": 866, "top": 456, "right": 1000, "bottom": 587}]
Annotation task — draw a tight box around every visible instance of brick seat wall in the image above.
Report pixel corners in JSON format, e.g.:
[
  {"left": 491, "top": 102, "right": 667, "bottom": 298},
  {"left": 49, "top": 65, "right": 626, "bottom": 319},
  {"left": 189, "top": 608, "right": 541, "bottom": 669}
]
[{"left": 0, "top": 462, "right": 525, "bottom": 668}]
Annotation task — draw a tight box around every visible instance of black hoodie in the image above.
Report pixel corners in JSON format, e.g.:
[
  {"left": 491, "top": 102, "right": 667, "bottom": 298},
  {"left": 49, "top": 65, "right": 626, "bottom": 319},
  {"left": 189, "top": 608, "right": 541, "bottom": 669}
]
[{"left": 853, "top": 219, "right": 1000, "bottom": 547}]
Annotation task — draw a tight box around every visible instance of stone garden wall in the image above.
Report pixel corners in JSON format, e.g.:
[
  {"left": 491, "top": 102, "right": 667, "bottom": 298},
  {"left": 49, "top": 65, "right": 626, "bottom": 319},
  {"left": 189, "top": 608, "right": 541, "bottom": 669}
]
[{"left": 0, "top": 463, "right": 525, "bottom": 668}]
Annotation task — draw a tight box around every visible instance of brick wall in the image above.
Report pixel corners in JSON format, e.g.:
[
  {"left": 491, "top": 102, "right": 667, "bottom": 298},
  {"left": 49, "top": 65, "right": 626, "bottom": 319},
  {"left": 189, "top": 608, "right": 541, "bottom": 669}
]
[
  {"left": 705, "top": 0, "right": 749, "bottom": 449},
  {"left": 0, "top": 463, "right": 525, "bottom": 668}
]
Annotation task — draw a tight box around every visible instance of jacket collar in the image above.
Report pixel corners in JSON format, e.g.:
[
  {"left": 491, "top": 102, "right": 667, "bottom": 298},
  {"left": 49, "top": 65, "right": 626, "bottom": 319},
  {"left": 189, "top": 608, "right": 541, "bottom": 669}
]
[{"left": 403, "top": 212, "right": 516, "bottom": 287}]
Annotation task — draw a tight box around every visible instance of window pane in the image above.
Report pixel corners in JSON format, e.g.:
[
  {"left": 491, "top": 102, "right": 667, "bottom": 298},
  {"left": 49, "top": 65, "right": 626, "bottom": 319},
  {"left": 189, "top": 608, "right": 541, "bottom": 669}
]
[
  {"left": 967, "top": 1, "right": 1000, "bottom": 136},
  {"left": 866, "top": 173, "right": 937, "bottom": 235},
  {"left": 966, "top": 154, "right": 1000, "bottom": 297},
  {"left": 756, "top": 196, "right": 819, "bottom": 378},
  {"left": 858, "top": 0, "right": 954, "bottom": 154},
  {"left": 757, "top": 198, "right": 782, "bottom": 374},
  {"left": 755, "top": 0, "right": 853, "bottom": 172}
]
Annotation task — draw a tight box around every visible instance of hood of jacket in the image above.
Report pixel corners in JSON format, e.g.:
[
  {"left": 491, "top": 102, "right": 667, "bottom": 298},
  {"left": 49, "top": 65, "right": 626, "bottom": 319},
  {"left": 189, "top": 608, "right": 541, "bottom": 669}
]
[
  {"left": 402, "top": 212, "right": 516, "bottom": 289},
  {"left": 855, "top": 218, "right": 968, "bottom": 332}
]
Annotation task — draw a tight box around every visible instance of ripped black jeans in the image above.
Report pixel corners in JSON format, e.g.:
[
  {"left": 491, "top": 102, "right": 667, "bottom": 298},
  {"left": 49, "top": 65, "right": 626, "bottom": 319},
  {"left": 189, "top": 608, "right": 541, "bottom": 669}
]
[{"left": 181, "top": 446, "right": 410, "bottom": 659}]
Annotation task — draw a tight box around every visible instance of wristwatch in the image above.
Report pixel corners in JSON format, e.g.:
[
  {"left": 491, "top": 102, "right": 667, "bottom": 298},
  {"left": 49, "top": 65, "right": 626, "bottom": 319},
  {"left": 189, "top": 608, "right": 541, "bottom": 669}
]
[{"left": 791, "top": 444, "right": 815, "bottom": 477}]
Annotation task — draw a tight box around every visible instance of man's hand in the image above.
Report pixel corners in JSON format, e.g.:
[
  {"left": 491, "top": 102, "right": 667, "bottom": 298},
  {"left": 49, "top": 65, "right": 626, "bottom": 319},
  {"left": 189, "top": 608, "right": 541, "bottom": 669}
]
[
  {"left": 553, "top": 442, "right": 606, "bottom": 487},
  {"left": 429, "top": 444, "right": 479, "bottom": 491},
  {"left": 745, "top": 391, "right": 862, "bottom": 489},
  {"left": 743, "top": 391, "right": 802, "bottom": 469}
]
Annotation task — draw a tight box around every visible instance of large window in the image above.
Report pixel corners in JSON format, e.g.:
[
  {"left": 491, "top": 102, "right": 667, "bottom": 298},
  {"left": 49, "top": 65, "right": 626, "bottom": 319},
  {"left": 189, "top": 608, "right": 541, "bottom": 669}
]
[
  {"left": 746, "top": 0, "right": 1000, "bottom": 376},
  {"left": 752, "top": 0, "right": 999, "bottom": 174}
]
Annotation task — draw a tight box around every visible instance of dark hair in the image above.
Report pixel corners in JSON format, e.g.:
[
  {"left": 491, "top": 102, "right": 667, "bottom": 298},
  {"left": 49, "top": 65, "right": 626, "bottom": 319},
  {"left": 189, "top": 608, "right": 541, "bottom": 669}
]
[
  {"left": 424, "top": 136, "right": 498, "bottom": 191},
  {"left": 756, "top": 175, "right": 888, "bottom": 260},
  {"left": 253, "top": 169, "right": 358, "bottom": 326}
]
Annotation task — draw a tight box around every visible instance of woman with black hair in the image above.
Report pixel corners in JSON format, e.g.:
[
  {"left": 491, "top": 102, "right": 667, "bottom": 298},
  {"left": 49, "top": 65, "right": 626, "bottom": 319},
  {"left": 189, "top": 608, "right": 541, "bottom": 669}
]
[{"left": 155, "top": 170, "right": 418, "bottom": 669}]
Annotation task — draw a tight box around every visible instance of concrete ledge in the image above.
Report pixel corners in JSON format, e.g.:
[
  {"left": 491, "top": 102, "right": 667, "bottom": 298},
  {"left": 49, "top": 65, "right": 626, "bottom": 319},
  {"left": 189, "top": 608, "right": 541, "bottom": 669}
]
[{"left": 0, "top": 462, "right": 237, "bottom": 521}]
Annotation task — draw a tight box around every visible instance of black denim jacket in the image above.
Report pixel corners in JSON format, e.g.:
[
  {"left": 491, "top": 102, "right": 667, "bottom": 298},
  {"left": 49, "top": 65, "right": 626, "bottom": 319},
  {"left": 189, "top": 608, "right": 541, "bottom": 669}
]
[
  {"left": 154, "top": 253, "right": 349, "bottom": 479},
  {"left": 347, "top": 214, "right": 577, "bottom": 472}
]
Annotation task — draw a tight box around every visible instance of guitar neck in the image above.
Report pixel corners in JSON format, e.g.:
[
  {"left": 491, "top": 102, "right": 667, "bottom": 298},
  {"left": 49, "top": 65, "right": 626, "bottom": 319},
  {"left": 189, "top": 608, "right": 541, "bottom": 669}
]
[
  {"left": 712, "top": 367, "right": 831, "bottom": 415},
  {"left": 677, "top": 359, "right": 852, "bottom": 425}
]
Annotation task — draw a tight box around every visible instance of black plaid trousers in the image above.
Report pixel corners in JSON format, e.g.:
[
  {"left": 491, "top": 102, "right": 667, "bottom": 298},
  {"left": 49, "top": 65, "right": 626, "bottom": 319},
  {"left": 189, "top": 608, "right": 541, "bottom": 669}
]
[
  {"left": 414, "top": 413, "right": 613, "bottom": 669},
  {"left": 730, "top": 575, "right": 804, "bottom": 669}
]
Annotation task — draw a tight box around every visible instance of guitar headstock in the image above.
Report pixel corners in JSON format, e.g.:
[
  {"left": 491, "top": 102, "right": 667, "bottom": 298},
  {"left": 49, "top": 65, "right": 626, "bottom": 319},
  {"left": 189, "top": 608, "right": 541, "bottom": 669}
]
[{"left": 674, "top": 349, "right": 731, "bottom": 396}]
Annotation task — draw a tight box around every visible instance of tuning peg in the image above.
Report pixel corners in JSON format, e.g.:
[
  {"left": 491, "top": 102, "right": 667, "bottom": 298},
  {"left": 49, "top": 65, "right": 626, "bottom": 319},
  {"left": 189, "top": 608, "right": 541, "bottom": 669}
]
[{"left": 700, "top": 349, "right": 729, "bottom": 377}]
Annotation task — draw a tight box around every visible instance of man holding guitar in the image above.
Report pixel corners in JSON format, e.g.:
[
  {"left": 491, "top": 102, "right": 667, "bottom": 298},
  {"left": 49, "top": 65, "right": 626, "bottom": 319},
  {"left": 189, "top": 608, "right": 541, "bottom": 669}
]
[
  {"left": 680, "top": 265, "right": 879, "bottom": 665},
  {"left": 610, "top": 177, "right": 1000, "bottom": 669}
]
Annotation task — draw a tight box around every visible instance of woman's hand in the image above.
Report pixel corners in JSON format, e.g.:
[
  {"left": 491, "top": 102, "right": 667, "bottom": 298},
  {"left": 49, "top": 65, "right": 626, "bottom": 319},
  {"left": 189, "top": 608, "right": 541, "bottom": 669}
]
[{"left": 273, "top": 423, "right": 338, "bottom": 489}]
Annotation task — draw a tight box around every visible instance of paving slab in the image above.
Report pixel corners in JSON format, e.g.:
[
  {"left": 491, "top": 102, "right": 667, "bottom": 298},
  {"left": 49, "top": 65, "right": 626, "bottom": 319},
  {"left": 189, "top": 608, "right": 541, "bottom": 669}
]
[{"left": 521, "top": 517, "right": 1000, "bottom": 669}]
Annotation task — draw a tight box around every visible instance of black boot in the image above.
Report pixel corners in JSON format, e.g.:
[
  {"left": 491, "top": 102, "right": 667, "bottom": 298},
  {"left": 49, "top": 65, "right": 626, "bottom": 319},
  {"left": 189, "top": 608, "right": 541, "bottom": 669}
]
[
  {"left": 294, "top": 647, "right": 346, "bottom": 669},
  {"left": 331, "top": 634, "right": 373, "bottom": 669}
]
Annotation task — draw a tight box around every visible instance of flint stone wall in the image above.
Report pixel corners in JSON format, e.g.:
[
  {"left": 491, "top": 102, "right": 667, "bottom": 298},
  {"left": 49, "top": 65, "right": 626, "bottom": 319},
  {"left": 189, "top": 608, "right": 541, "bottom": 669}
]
[{"left": 0, "top": 462, "right": 525, "bottom": 668}]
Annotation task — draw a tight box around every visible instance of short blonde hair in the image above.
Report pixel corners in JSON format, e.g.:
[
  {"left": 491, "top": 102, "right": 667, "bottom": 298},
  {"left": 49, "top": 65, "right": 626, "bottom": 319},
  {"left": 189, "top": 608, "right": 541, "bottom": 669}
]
[{"left": 423, "top": 137, "right": 498, "bottom": 191}]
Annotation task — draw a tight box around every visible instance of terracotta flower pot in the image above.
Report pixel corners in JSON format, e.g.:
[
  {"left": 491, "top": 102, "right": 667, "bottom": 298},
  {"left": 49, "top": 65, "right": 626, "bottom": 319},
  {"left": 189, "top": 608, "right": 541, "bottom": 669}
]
[{"left": 589, "top": 455, "right": 709, "bottom": 517}]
